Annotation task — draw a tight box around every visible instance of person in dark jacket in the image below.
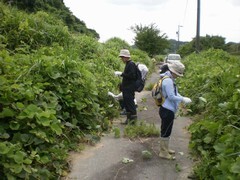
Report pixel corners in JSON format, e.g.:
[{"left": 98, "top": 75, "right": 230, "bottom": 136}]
[
  {"left": 108, "top": 83, "right": 138, "bottom": 115},
  {"left": 114, "top": 49, "right": 138, "bottom": 124},
  {"left": 159, "top": 63, "right": 169, "bottom": 73}
]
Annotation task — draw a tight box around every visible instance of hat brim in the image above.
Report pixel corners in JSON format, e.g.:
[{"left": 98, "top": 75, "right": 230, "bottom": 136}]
[
  {"left": 168, "top": 66, "right": 183, "bottom": 76},
  {"left": 119, "top": 54, "right": 130, "bottom": 58}
]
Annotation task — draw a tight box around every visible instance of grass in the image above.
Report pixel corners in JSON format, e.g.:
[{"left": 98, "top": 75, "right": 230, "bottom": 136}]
[
  {"left": 145, "top": 82, "right": 155, "bottom": 91},
  {"left": 123, "top": 120, "right": 160, "bottom": 138}
]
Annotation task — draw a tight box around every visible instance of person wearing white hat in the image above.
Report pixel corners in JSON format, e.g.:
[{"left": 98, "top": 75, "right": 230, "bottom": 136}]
[
  {"left": 158, "top": 61, "right": 192, "bottom": 160},
  {"left": 114, "top": 49, "right": 138, "bottom": 125}
]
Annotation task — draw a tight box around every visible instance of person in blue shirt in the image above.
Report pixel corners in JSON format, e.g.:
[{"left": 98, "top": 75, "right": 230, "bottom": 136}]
[{"left": 159, "top": 61, "right": 192, "bottom": 160}]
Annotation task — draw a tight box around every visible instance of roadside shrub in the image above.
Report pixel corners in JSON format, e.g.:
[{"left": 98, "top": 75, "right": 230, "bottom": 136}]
[{"left": 179, "top": 49, "right": 240, "bottom": 179}]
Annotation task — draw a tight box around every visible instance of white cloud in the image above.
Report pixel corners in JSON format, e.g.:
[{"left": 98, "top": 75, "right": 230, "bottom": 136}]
[
  {"left": 63, "top": 0, "right": 240, "bottom": 44},
  {"left": 230, "top": 0, "right": 240, "bottom": 6},
  {"left": 106, "top": 0, "right": 166, "bottom": 6}
]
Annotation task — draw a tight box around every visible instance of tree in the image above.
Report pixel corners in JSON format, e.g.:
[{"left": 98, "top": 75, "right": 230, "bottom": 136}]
[
  {"left": 131, "top": 23, "right": 169, "bottom": 57},
  {"left": 2, "top": 0, "right": 99, "bottom": 39},
  {"left": 178, "top": 35, "right": 226, "bottom": 57}
]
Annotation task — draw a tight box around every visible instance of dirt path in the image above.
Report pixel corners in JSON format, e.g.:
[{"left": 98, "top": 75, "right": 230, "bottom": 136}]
[{"left": 65, "top": 65, "right": 194, "bottom": 180}]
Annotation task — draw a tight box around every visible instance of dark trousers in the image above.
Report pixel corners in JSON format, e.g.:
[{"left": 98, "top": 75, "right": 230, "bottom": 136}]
[
  {"left": 122, "top": 89, "right": 136, "bottom": 115},
  {"left": 119, "top": 99, "right": 125, "bottom": 110},
  {"left": 159, "top": 106, "right": 175, "bottom": 137}
]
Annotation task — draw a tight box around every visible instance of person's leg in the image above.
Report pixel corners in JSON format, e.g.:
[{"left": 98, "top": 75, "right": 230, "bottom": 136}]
[
  {"left": 159, "top": 106, "right": 175, "bottom": 159},
  {"left": 160, "top": 106, "right": 174, "bottom": 138},
  {"left": 122, "top": 89, "right": 136, "bottom": 124},
  {"left": 119, "top": 99, "right": 125, "bottom": 110}
]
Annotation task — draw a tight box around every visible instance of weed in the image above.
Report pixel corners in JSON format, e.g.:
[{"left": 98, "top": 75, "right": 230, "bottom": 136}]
[
  {"left": 145, "top": 83, "right": 154, "bottom": 91},
  {"left": 114, "top": 127, "right": 121, "bottom": 138},
  {"left": 124, "top": 121, "right": 159, "bottom": 138}
]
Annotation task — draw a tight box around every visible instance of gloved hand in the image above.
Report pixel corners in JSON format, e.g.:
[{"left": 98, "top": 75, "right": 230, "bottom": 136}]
[
  {"left": 108, "top": 91, "right": 115, "bottom": 97},
  {"left": 114, "top": 71, "right": 122, "bottom": 76},
  {"left": 182, "top": 97, "right": 192, "bottom": 104}
]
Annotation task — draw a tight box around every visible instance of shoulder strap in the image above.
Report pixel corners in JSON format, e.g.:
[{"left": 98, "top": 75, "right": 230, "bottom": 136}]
[{"left": 160, "top": 76, "right": 169, "bottom": 82}]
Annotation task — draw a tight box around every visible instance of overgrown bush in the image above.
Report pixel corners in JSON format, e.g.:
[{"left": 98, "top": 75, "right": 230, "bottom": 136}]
[
  {"left": 0, "top": 2, "right": 154, "bottom": 178},
  {"left": 179, "top": 49, "right": 240, "bottom": 179}
]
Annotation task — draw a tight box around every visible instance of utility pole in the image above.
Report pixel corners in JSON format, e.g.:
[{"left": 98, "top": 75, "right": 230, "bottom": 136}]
[
  {"left": 196, "top": 0, "right": 201, "bottom": 53},
  {"left": 176, "top": 25, "right": 183, "bottom": 52}
]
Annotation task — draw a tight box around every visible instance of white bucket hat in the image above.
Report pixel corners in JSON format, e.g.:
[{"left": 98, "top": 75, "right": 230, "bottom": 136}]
[
  {"left": 119, "top": 49, "right": 131, "bottom": 58},
  {"left": 168, "top": 61, "right": 185, "bottom": 76}
]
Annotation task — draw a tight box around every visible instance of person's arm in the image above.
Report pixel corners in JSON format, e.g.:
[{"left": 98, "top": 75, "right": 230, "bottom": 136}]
[
  {"left": 163, "top": 78, "right": 183, "bottom": 102},
  {"left": 163, "top": 78, "right": 192, "bottom": 104}
]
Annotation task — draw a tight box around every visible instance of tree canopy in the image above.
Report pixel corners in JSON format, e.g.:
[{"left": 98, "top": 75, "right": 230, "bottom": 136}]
[
  {"left": 131, "top": 23, "right": 170, "bottom": 57},
  {"left": 178, "top": 35, "right": 227, "bottom": 57}
]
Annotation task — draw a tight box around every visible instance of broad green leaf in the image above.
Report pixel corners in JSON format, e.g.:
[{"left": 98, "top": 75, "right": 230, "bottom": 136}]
[
  {"left": 23, "top": 158, "right": 32, "bottom": 165},
  {"left": 0, "top": 76, "right": 7, "bottom": 85},
  {"left": 0, "top": 142, "right": 10, "bottom": 154},
  {"left": 16, "top": 102, "right": 25, "bottom": 109},
  {"left": 37, "top": 116, "right": 51, "bottom": 126},
  {"left": 10, "top": 121, "right": 20, "bottom": 130},
  {"left": 10, "top": 164, "right": 22, "bottom": 174},
  {"left": 214, "top": 143, "right": 226, "bottom": 153},
  {"left": 0, "top": 108, "right": 15, "bottom": 118},
  {"left": 23, "top": 164, "right": 32, "bottom": 173},
  {"left": 19, "top": 104, "right": 41, "bottom": 119},
  {"left": 50, "top": 123, "right": 62, "bottom": 135},
  {"left": 14, "top": 151, "right": 25, "bottom": 164},
  {"left": 203, "top": 136, "right": 212, "bottom": 144},
  {"left": 30, "top": 130, "right": 48, "bottom": 142},
  {"left": 20, "top": 134, "right": 31, "bottom": 143},
  {"left": 40, "top": 155, "right": 50, "bottom": 164},
  {"left": 231, "top": 159, "right": 240, "bottom": 173}
]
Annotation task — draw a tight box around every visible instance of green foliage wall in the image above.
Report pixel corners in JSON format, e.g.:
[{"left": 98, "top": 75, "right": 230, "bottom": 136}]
[
  {"left": 1, "top": 0, "right": 99, "bottom": 38},
  {"left": 0, "top": 3, "right": 153, "bottom": 178},
  {"left": 179, "top": 49, "right": 240, "bottom": 179}
]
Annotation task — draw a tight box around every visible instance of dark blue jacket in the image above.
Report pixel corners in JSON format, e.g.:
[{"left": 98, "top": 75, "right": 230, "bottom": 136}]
[{"left": 121, "top": 60, "right": 137, "bottom": 90}]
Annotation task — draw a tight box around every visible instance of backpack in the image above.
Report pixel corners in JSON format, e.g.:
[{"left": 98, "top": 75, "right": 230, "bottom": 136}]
[
  {"left": 151, "top": 76, "right": 169, "bottom": 106},
  {"left": 135, "top": 63, "right": 148, "bottom": 92}
]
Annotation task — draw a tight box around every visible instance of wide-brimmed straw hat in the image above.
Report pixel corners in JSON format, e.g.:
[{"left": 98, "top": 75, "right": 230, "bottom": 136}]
[
  {"left": 168, "top": 61, "right": 185, "bottom": 76},
  {"left": 119, "top": 49, "right": 131, "bottom": 58}
]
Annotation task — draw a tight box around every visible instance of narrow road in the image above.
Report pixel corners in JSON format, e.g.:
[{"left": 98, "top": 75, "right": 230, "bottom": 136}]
[{"left": 65, "top": 65, "right": 194, "bottom": 180}]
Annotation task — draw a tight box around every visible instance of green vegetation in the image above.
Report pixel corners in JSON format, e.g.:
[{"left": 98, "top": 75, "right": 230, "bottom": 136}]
[
  {"left": 142, "top": 150, "right": 153, "bottom": 160},
  {"left": 131, "top": 23, "right": 170, "bottom": 57},
  {"left": 1, "top": 1, "right": 240, "bottom": 179},
  {"left": 1, "top": 0, "right": 99, "bottom": 38},
  {"left": 0, "top": 2, "right": 153, "bottom": 178},
  {"left": 114, "top": 127, "right": 121, "bottom": 138},
  {"left": 124, "top": 121, "right": 160, "bottom": 138},
  {"left": 177, "top": 35, "right": 240, "bottom": 57},
  {"left": 179, "top": 49, "right": 240, "bottom": 179}
]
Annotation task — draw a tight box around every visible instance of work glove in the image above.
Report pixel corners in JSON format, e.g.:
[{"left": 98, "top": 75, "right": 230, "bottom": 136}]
[
  {"left": 114, "top": 71, "right": 122, "bottom": 76},
  {"left": 182, "top": 97, "right": 192, "bottom": 104},
  {"left": 108, "top": 91, "right": 115, "bottom": 98}
]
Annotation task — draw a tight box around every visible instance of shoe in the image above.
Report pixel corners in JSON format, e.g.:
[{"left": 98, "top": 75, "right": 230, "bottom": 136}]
[{"left": 159, "top": 137, "right": 175, "bottom": 160}]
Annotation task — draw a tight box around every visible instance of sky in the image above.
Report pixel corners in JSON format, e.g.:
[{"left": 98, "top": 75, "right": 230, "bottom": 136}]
[{"left": 63, "top": 0, "right": 240, "bottom": 45}]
